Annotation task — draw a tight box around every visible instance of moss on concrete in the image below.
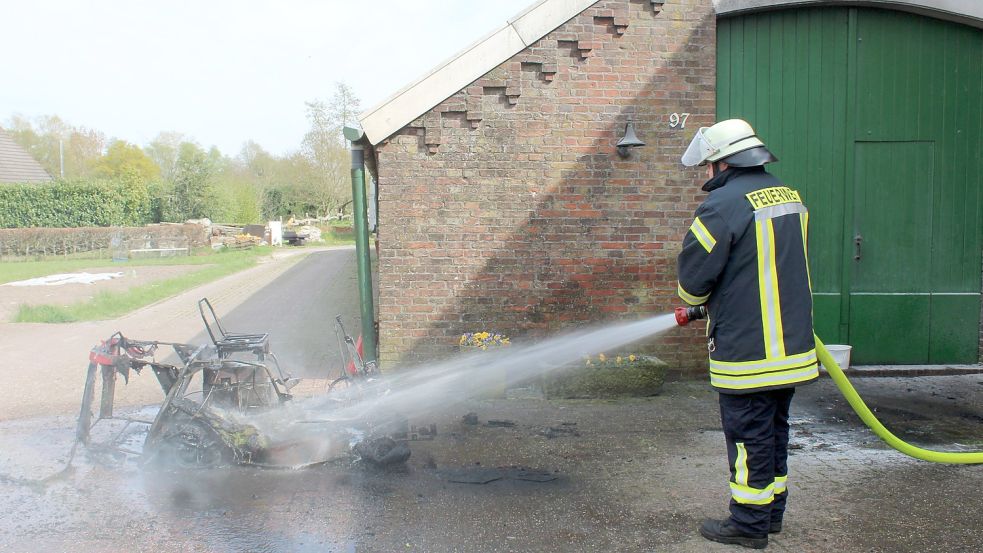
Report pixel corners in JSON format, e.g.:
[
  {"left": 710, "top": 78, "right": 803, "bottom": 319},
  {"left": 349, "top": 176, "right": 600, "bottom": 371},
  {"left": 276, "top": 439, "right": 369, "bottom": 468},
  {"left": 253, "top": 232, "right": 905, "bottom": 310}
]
[{"left": 542, "top": 357, "right": 667, "bottom": 399}]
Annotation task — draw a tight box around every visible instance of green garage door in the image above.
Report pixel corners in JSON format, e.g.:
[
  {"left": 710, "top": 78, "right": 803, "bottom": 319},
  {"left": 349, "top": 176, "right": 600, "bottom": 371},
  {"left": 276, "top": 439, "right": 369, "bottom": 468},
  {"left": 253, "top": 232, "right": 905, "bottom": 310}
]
[{"left": 717, "top": 7, "right": 983, "bottom": 363}]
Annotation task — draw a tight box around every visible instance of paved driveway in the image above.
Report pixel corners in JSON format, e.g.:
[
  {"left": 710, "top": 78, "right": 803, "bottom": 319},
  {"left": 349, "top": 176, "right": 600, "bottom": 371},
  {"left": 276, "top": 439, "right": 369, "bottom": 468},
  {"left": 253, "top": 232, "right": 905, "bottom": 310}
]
[{"left": 186, "top": 247, "right": 361, "bottom": 379}]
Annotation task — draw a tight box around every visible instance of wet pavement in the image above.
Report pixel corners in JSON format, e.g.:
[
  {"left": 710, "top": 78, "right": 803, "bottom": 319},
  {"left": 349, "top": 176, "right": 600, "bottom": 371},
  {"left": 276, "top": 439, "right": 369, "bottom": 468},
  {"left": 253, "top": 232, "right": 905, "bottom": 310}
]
[{"left": 1, "top": 374, "right": 982, "bottom": 552}]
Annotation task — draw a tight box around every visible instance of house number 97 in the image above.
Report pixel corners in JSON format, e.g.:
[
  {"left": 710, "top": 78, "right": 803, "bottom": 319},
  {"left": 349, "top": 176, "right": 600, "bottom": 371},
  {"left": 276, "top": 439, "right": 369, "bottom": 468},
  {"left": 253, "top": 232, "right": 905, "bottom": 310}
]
[{"left": 669, "top": 113, "right": 690, "bottom": 129}]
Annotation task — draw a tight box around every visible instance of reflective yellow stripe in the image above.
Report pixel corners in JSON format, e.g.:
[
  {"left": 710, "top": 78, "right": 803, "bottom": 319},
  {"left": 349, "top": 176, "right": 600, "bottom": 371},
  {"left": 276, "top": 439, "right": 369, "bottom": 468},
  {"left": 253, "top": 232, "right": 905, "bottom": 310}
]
[
  {"left": 800, "top": 211, "right": 812, "bottom": 294},
  {"left": 730, "top": 482, "right": 775, "bottom": 505},
  {"left": 710, "top": 364, "right": 819, "bottom": 390},
  {"left": 735, "top": 443, "right": 749, "bottom": 486},
  {"left": 768, "top": 219, "right": 786, "bottom": 357},
  {"left": 756, "top": 221, "right": 770, "bottom": 355},
  {"left": 677, "top": 282, "right": 709, "bottom": 306},
  {"left": 710, "top": 349, "right": 817, "bottom": 373},
  {"left": 690, "top": 217, "right": 717, "bottom": 253},
  {"left": 774, "top": 475, "right": 788, "bottom": 494},
  {"left": 756, "top": 219, "right": 785, "bottom": 359}
]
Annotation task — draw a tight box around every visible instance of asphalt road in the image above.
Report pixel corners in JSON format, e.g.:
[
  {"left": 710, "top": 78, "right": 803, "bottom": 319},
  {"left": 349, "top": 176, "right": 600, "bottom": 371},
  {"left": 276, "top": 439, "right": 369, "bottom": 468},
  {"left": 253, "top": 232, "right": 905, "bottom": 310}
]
[{"left": 189, "top": 247, "right": 362, "bottom": 379}]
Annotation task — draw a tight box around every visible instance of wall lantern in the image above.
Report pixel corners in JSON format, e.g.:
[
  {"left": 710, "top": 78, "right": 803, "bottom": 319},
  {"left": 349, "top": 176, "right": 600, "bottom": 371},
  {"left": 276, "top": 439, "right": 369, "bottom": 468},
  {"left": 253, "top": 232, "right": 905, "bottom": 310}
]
[{"left": 616, "top": 117, "right": 645, "bottom": 158}]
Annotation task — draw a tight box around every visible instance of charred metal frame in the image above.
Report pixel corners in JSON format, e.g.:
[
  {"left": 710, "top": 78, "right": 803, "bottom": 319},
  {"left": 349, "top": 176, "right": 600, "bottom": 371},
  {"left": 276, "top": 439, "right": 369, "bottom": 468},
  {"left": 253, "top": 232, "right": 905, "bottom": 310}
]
[{"left": 75, "top": 308, "right": 426, "bottom": 469}]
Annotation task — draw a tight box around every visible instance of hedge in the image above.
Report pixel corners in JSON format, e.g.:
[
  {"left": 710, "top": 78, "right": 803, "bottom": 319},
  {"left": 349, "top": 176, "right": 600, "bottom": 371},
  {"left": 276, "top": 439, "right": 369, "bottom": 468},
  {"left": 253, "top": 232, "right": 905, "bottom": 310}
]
[
  {"left": 0, "top": 178, "right": 151, "bottom": 229},
  {"left": 0, "top": 224, "right": 209, "bottom": 258}
]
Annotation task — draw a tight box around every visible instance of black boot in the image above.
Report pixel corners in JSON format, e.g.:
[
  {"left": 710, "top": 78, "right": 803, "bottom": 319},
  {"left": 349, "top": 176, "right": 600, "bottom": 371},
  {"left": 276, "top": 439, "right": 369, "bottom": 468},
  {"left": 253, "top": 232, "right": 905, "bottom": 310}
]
[
  {"left": 699, "top": 519, "right": 768, "bottom": 549},
  {"left": 769, "top": 520, "right": 782, "bottom": 534}
]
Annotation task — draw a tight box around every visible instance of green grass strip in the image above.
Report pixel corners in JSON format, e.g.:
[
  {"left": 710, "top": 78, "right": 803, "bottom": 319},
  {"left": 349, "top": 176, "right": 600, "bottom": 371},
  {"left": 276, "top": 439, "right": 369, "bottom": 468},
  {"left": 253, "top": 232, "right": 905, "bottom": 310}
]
[
  {"left": 12, "top": 249, "right": 271, "bottom": 323},
  {"left": 0, "top": 246, "right": 278, "bottom": 285}
]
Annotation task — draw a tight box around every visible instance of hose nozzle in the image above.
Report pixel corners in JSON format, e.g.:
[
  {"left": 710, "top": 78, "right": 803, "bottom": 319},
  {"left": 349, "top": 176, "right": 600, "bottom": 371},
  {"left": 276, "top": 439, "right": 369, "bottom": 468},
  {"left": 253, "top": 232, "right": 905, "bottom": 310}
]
[{"left": 675, "top": 305, "right": 708, "bottom": 326}]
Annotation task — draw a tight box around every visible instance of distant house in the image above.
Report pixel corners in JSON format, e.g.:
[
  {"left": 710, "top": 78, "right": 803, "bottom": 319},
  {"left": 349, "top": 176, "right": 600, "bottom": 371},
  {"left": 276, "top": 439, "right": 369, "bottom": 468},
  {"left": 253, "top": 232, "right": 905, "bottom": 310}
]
[{"left": 0, "top": 128, "right": 52, "bottom": 183}]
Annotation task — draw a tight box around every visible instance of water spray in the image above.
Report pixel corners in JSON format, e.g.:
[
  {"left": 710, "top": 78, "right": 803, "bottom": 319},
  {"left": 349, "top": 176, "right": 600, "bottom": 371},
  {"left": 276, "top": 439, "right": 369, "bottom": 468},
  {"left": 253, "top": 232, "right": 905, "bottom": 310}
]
[{"left": 11, "top": 304, "right": 978, "bottom": 489}]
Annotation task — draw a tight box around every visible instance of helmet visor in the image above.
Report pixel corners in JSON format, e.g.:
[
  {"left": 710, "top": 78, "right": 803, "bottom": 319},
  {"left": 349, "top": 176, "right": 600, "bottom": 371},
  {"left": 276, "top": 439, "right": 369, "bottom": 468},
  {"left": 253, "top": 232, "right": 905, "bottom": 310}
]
[{"left": 681, "top": 127, "right": 715, "bottom": 167}]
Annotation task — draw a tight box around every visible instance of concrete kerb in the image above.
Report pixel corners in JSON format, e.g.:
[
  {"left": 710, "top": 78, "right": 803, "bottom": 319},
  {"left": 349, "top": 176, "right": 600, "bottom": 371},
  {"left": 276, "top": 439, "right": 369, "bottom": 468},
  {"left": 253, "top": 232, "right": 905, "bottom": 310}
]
[{"left": 825, "top": 365, "right": 983, "bottom": 378}]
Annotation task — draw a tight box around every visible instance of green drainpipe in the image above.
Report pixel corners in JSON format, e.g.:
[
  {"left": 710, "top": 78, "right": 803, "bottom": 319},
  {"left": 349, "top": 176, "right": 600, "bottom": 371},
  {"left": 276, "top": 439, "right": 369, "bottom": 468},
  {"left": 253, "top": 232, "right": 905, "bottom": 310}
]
[{"left": 344, "top": 126, "right": 377, "bottom": 365}]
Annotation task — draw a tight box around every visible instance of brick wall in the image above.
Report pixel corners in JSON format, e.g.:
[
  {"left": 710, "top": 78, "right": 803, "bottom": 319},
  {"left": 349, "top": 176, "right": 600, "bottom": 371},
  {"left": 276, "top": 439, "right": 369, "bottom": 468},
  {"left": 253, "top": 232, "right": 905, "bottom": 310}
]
[{"left": 374, "top": 0, "right": 717, "bottom": 370}]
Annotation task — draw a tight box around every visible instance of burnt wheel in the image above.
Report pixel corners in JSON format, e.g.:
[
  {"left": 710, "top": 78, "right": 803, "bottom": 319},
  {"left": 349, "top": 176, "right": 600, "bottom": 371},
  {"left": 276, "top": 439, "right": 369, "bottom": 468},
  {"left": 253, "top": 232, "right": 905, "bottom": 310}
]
[
  {"left": 353, "top": 437, "right": 411, "bottom": 467},
  {"left": 326, "top": 375, "right": 363, "bottom": 409},
  {"left": 153, "top": 420, "right": 230, "bottom": 469},
  {"left": 328, "top": 375, "right": 353, "bottom": 392}
]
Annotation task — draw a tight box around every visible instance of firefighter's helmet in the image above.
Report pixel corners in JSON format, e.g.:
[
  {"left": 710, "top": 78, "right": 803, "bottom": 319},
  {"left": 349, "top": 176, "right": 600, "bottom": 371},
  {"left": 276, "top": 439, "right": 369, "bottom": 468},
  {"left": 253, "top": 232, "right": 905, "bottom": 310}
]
[{"left": 681, "top": 118, "right": 777, "bottom": 167}]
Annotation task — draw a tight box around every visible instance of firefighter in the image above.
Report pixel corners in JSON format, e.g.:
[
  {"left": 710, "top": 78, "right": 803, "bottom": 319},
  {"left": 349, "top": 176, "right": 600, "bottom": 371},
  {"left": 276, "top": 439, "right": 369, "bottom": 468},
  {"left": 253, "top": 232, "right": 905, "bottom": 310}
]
[{"left": 677, "top": 119, "right": 819, "bottom": 549}]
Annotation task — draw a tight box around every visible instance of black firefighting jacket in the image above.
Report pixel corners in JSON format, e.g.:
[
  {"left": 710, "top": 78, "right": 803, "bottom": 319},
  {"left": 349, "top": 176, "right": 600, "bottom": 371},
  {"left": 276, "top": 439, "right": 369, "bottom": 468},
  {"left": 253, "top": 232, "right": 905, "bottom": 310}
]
[{"left": 677, "top": 166, "right": 819, "bottom": 394}]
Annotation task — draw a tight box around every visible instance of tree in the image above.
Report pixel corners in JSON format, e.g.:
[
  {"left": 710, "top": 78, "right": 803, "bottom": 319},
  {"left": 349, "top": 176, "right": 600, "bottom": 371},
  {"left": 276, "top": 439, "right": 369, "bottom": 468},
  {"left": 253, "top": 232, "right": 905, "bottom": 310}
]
[
  {"left": 91, "top": 140, "right": 161, "bottom": 182},
  {"left": 144, "top": 132, "right": 186, "bottom": 182},
  {"left": 168, "top": 142, "right": 215, "bottom": 221},
  {"left": 328, "top": 82, "right": 361, "bottom": 144},
  {"left": 262, "top": 187, "right": 286, "bottom": 220},
  {"left": 237, "top": 141, "right": 277, "bottom": 185},
  {"left": 209, "top": 146, "right": 262, "bottom": 224},
  {"left": 4, "top": 114, "right": 42, "bottom": 161},
  {"left": 226, "top": 180, "right": 262, "bottom": 223},
  {"left": 4, "top": 114, "right": 105, "bottom": 178},
  {"left": 207, "top": 145, "right": 227, "bottom": 171},
  {"left": 64, "top": 126, "right": 105, "bottom": 178},
  {"left": 2, "top": 96, "right": 365, "bottom": 224},
  {"left": 299, "top": 82, "right": 362, "bottom": 217}
]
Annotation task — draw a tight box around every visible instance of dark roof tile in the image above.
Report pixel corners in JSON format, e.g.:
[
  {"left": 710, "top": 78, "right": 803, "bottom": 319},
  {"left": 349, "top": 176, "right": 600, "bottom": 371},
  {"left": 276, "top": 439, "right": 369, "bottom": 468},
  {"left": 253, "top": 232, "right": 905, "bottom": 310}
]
[{"left": 0, "top": 128, "right": 53, "bottom": 183}]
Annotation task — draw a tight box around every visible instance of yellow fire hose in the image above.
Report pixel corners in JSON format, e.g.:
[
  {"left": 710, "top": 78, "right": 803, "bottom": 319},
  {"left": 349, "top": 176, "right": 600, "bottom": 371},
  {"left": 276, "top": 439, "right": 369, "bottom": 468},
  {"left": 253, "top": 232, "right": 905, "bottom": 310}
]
[{"left": 815, "top": 335, "right": 983, "bottom": 464}]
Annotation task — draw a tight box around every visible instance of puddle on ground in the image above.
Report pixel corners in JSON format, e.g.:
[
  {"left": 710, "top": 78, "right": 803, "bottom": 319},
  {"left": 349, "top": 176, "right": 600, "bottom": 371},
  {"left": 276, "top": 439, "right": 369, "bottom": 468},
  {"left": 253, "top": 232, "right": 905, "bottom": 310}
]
[{"left": 796, "top": 376, "right": 983, "bottom": 450}]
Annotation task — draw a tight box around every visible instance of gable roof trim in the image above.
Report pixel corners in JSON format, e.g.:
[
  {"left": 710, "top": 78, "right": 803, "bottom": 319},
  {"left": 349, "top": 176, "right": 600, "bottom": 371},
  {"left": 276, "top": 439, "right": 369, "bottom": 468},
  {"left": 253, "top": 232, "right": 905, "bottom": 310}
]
[{"left": 358, "top": 0, "right": 600, "bottom": 145}]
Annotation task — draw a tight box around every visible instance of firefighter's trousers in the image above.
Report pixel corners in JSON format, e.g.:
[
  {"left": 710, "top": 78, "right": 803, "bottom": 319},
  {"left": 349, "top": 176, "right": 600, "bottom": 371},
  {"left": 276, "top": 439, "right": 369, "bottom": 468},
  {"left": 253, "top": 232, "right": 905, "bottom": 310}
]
[{"left": 718, "top": 388, "right": 795, "bottom": 535}]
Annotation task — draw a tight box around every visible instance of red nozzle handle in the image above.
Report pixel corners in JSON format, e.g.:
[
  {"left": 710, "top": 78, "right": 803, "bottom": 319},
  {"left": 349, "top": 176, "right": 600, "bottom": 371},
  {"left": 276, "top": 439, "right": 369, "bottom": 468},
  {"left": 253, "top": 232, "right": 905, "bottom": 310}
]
[
  {"left": 675, "top": 305, "right": 708, "bottom": 326},
  {"left": 675, "top": 307, "right": 690, "bottom": 326}
]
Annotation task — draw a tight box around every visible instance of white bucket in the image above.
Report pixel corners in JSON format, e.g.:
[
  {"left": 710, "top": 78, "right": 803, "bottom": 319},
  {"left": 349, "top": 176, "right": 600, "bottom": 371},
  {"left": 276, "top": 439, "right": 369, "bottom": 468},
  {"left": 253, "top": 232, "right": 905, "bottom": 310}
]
[{"left": 822, "top": 344, "right": 852, "bottom": 371}]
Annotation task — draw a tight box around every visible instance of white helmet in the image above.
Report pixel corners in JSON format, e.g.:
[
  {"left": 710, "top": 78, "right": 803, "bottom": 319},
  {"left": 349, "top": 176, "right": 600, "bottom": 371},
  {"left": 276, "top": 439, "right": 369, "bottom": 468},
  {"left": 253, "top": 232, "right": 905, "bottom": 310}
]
[{"left": 681, "top": 118, "right": 777, "bottom": 167}]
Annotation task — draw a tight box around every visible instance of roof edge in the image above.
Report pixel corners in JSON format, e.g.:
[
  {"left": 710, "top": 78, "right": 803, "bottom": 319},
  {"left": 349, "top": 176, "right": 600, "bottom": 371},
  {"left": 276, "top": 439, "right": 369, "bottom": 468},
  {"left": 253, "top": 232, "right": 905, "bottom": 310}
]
[
  {"left": 0, "top": 128, "right": 53, "bottom": 183},
  {"left": 358, "top": 0, "right": 599, "bottom": 145}
]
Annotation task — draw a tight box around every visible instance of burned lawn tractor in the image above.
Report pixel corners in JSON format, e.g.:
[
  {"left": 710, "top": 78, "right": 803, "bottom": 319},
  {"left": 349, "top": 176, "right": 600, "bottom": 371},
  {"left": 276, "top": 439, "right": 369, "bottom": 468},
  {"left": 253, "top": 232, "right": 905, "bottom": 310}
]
[{"left": 75, "top": 298, "right": 420, "bottom": 470}]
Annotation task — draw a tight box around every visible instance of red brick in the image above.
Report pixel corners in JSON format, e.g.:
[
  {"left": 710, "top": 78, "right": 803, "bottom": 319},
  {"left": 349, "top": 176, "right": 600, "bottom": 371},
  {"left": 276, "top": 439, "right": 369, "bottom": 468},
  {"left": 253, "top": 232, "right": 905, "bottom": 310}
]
[{"left": 375, "top": 0, "right": 716, "bottom": 370}]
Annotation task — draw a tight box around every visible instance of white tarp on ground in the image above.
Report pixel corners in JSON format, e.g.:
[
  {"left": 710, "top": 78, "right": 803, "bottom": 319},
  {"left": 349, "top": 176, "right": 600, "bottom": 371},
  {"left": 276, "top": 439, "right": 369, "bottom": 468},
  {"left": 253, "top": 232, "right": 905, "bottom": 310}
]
[{"left": 3, "top": 272, "right": 124, "bottom": 287}]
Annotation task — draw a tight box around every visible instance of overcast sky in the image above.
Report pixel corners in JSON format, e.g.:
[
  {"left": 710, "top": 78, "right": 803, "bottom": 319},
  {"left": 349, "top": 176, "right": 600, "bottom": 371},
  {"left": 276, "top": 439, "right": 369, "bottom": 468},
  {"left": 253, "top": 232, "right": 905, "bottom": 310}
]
[{"left": 1, "top": 0, "right": 535, "bottom": 156}]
